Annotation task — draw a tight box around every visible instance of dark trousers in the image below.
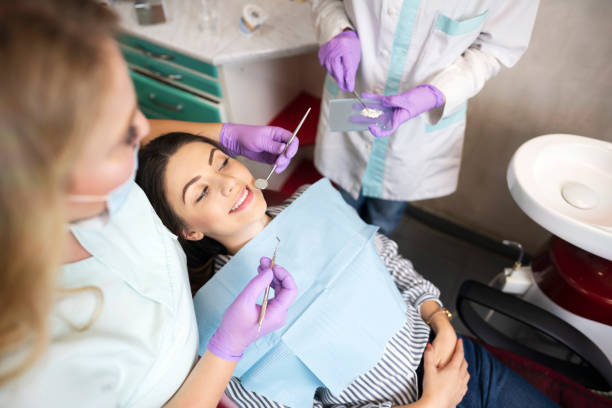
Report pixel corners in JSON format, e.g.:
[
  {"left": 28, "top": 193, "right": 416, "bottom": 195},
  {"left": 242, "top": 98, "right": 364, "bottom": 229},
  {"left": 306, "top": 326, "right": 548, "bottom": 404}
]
[{"left": 338, "top": 187, "right": 407, "bottom": 236}]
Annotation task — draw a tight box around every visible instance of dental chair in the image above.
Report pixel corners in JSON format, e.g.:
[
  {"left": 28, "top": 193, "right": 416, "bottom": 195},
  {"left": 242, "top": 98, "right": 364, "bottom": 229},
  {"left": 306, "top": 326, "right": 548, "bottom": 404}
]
[{"left": 457, "top": 279, "right": 612, "bottom": 407}]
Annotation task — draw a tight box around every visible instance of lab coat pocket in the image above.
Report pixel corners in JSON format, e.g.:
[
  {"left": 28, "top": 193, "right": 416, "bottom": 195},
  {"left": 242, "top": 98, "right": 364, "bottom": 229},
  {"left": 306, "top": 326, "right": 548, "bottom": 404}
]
[
  {"left": 415, "top": 10, "right": 489, "bottom": 80},
  {"left": 434, "top": 10, "right": 489, "bottom": 37}
]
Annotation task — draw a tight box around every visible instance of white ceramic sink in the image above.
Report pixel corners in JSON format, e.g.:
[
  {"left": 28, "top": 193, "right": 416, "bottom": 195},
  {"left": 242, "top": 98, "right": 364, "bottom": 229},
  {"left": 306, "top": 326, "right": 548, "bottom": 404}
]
[{"left": 508, "top": 134, "right": 612, "bottom": 260}]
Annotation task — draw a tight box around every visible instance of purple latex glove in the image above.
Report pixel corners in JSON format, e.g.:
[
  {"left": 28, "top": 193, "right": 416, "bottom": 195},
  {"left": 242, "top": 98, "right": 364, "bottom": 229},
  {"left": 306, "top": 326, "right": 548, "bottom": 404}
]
[
  {"left": 207, "top": 257, "right": 298, "bottom": 361},
  {"left": 220, "top": 123, "right": 299, "bottom": 173},
  {"left": 318, "top": 30, "right": 361, "bottom": 92},
  {"left": 362, "top": 85, "right": 445, "bottom": 138}
]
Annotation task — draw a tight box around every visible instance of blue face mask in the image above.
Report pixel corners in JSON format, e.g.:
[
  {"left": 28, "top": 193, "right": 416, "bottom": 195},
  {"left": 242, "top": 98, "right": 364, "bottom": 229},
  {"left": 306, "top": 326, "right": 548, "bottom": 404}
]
[{"left": 68, "top": 148, "right": 138, "bottom": 218}]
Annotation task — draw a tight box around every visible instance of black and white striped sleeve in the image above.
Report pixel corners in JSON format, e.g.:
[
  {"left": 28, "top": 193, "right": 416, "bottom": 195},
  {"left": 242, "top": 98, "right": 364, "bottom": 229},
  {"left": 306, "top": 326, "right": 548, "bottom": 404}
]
[{"left": 374, "top": 233, "right": 442, "bottom": 310}]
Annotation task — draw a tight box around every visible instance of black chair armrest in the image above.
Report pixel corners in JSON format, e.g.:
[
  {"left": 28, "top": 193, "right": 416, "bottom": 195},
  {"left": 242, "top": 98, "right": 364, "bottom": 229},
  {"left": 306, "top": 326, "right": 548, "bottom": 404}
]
[{"left": 456, "top": 280, "right": 612, "bottom": 390}]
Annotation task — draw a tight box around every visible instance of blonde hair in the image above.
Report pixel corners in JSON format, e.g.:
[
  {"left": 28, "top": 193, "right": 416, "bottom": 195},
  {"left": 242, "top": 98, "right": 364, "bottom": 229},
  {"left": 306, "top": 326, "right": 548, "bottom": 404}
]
[{"left": 0, "top": 0, "right": 118, "bottom": 384}]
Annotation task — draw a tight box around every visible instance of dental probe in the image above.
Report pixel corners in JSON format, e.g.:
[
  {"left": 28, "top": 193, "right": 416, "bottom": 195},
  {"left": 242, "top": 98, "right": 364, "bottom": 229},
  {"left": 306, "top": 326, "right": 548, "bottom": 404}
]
[
  {"left": 352, "top": 90, "right": 368, "bottom": 110},
  {"left": 257, "top": 236, "right": 281, "bottom": 335},
  {"left": 254, "top": 107, "right": 311, "bottom": 190}
]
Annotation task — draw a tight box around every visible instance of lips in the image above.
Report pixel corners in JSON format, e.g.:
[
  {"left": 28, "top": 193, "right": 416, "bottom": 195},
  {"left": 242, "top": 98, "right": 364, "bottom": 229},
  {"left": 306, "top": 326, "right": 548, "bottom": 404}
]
[{"left": 230, "top": 186, "right": 253, "bottom": 213}]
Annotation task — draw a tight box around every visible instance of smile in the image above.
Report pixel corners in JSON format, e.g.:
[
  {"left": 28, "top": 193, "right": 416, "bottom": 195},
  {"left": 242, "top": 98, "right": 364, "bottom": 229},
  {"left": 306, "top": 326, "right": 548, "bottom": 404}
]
[{"left": 230, "top": 186, "right": 253, "bottom": 213}]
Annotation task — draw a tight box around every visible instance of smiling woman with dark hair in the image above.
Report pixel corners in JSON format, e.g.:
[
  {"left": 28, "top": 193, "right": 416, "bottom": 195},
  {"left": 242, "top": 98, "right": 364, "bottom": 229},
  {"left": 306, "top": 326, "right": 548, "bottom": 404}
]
[{"left": 136, "top": 132, "right": 558, "bottom": 408}]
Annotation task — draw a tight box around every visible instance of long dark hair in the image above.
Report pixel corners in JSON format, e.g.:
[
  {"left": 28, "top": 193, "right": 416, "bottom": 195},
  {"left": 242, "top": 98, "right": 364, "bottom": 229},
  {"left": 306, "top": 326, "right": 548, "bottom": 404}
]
[{"left": 136, "top": 132, "right": 228, "bottom": 292}]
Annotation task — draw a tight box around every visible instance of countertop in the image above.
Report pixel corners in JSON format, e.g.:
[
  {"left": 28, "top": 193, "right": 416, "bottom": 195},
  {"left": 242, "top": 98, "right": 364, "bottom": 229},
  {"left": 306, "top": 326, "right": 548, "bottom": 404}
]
[{"left": 113, "top": 0, "right": 319, "bottom": 65}]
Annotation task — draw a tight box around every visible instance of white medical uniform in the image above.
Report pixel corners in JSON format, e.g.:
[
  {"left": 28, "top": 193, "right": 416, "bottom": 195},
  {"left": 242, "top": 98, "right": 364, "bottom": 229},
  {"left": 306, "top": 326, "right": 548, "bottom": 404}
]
[
  {"left": 0, "top": 183, "right": 198, "bottom": 407},
  {"left": 312, "top": 0, "right": 539, "bottom": 201}
]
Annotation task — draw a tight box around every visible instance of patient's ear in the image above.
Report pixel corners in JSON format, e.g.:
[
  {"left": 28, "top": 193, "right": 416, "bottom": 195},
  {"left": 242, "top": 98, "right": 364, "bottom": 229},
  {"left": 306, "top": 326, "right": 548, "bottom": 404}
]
[{"left": 182, "top": 228, "right": 204, "bottom": 241}]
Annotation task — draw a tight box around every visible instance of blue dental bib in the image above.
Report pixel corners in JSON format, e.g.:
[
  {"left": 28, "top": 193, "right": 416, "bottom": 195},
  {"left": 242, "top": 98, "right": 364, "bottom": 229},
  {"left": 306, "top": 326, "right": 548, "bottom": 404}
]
[{"left": 193, "top": 179, "right": 407, "bottom": 407}]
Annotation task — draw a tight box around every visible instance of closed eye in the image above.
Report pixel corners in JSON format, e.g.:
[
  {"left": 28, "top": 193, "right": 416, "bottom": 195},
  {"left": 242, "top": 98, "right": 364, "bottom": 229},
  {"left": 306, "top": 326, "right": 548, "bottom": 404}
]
[
  {"left": 220, "top": 157, "right": 229, "bottom": 170},
  {"left": 124, "top": 126, "right": 137, "bottom": 146},
  {"left": 196, "top": 185, "right": 208, "bottom": 203}
]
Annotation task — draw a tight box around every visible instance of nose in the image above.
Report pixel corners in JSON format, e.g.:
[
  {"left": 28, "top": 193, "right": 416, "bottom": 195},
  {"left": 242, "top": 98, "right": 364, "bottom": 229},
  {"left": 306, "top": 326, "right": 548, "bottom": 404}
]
[
  {"left": 134, "top": 109, "right": 150, "bottom": 143},
  {"left": 220, "top": 174, "right": 238, "bottom": 197}
]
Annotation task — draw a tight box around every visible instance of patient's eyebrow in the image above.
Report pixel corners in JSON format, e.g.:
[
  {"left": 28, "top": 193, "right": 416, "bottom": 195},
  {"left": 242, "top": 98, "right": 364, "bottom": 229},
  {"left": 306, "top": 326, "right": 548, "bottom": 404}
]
[
  {"left": 209, "top": 148, "right": 218, "bottom": 165},
  {"left": 182, "top": 175, "right": 201, "bottom": 204}
]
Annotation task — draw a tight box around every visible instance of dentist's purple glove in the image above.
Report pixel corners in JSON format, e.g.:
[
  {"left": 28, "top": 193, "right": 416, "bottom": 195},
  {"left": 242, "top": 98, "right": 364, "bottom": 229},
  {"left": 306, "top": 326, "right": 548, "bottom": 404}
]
[
  {"left": 220, "top": 123, "right": 299, "bottom": 173},
  {"left": 207, "top": 257, "right": 298, "bottom": 361},
  {"left": 362, "top": 84, "right": 445, "bottom": 138},
  {"left": 318, "top": 30, "right": 361, "bottom": 92}
]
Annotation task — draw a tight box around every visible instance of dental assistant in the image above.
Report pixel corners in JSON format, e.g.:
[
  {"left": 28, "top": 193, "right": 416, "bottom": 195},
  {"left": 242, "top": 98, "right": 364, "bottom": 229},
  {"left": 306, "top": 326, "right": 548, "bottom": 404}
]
[
  {"left": 0, "top": 1, "right": 297, "bottom": 407},
  {"left": 312, "top": 1, "right": 539, "bottom": 235}
]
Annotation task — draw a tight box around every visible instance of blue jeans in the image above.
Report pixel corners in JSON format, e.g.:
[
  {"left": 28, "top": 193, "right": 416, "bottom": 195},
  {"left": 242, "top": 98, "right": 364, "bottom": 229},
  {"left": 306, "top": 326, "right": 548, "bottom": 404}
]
[
  {"left": 338, "top": 188, "right": 408, "bottom": 236},
  {"left": 458, "top": 337, "right": 558, "bottom": 408}
]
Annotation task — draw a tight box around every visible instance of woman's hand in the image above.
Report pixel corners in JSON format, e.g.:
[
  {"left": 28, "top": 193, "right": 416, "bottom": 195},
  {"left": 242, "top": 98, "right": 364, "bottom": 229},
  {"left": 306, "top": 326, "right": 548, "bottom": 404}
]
[
  {"left": 207, "top": 257, "right": 298, "bottom": 361},
  {"left": 219, "top": 124, "right": 299, "bottom": 173},
  {"left": 420, "top": 301, "right": 457, "bottom": 367},
  {"left": 421, "top": 338, "right": 470, "bottom": 408},
  {"left": 430, "top": 320, "right": 458, "bottom": 368}
]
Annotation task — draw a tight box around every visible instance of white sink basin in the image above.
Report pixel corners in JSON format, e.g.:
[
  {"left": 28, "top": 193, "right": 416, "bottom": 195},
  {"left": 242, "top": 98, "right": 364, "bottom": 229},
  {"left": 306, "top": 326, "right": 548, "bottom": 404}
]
[{"left": 508, "top": 134, "right": 612, "bottom": 260}]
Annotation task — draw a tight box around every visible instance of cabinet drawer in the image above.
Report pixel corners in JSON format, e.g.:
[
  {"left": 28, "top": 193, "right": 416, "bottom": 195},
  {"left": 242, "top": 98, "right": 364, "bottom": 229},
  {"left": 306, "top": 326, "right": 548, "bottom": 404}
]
[
  {"left": 121, "top": 46, "right": 222, "bottom": 99},
  {"left": 130, "top": 70, "right": 221, "bottom": 122},
  {"left": 118, "top": 33, "right": 218, "bottom": 78}
]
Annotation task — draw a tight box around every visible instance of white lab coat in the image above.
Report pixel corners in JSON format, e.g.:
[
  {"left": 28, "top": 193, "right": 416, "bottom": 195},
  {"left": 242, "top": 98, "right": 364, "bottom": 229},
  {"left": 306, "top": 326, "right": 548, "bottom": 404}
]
[
  {"left": 0, "top": 184, "right": 198, "bottom": 407},
  {"left": 312, "top": 0, "right": 539, "bottom": 201}
]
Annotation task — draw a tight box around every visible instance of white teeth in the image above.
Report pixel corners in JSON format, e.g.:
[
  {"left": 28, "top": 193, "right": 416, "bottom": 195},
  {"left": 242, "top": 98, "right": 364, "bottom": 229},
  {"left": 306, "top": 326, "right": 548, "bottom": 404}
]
[{"left": 231, "top": 188, "right": 248, "bottom": 212}]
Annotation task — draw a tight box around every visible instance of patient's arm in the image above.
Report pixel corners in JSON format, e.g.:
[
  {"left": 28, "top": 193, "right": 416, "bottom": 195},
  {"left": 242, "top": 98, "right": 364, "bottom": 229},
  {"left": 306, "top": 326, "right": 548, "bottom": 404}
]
[
  {"left": 375, "top": 234, "right": 457, "bottom": 368},
  {"left": 144, "top": 119, "right": 223, "bottom": 145},
  {"left": 420, "top": 300, "right": 457, "bottom": 368}
]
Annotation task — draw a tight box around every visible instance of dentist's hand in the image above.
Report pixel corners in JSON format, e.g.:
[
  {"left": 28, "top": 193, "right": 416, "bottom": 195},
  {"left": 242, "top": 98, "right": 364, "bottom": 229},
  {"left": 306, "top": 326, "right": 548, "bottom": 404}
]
[
  {"left": 207, "top": 257, "right": 298, "bottom": 361},
  {"left": 219, "top": 123, "right": 299, "bottom": 173},
  {"left": 363, "top": 84, "right": 445, "bottom": 138},
  {"left": 318, "top": 30, "right": 361, "bottom": 92}
]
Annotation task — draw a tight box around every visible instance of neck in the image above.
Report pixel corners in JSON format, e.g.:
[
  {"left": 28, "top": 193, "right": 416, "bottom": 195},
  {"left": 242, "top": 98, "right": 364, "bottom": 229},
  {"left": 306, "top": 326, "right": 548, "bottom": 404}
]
[
  {"left": 63, "top": 201, "right": 107, "bottom": 264},
  {"left": 215, "top": 214, "right": 272, "bottom": 255},
  {"left": 66, "top": 200, "right": 107, "bottom": 223}
]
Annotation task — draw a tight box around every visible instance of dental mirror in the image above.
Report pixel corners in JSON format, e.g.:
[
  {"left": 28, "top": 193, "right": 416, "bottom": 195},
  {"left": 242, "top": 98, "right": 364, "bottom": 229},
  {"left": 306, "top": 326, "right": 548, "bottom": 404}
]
[
  {"left": 254, "top": 178, "right": 268, "bottom": 190},
  {"left": 254, "top": 107, "right": 311, "bottom": 190}
]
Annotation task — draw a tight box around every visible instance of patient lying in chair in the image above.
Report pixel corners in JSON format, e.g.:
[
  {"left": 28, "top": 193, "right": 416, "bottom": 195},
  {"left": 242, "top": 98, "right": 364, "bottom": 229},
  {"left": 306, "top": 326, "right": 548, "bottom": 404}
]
[{"left": 136, "top": 132, "right": 558, "bottom": 408}]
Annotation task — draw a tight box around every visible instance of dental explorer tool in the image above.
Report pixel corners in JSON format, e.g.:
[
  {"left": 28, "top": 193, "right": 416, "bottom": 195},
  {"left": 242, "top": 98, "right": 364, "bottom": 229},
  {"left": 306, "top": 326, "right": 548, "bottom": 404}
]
[
  {"left": 254, "top": 108, "right": 311, "bottom": 190},
  {"left": 257, "top": 236, "right": 280, "bottom": 335},
  {"left": 352, "top": 90, "right": 368, "bottom": 110}
]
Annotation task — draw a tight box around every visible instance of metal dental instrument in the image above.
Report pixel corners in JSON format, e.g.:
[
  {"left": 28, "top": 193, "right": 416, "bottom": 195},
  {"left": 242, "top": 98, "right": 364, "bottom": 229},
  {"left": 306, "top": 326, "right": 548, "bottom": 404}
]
[
  {"left": 257, "top": 236, "right": 281, "bottom": 335},
  {"left": 352, "top": 90, "right": 368, "bottom": 110},
  {"left": 254, "top": 107, "right": 312, "bottom": 190}
]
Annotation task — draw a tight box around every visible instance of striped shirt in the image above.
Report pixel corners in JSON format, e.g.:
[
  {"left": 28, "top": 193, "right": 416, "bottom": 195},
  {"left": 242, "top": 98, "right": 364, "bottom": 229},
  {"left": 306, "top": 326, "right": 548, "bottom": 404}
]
[{"left": 214, "top": 185, "right": 442, "bottom": 407}]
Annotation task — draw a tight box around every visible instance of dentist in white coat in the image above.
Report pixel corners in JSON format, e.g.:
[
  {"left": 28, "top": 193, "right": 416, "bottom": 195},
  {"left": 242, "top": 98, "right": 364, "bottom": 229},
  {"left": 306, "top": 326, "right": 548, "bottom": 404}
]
[{"left": 312, "top": 1, "right": 539, "bottom": 235}]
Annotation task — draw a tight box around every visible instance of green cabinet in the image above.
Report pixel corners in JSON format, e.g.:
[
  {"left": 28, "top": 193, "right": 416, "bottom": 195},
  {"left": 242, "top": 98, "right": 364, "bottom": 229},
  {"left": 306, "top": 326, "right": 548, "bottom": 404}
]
[
  {"left": 118, "top": 31, "right": 225, "bottom": 122},
  {"left": 130, "top": 70, "right": 221, "bottom": 122},
  {"left": 118, "top": 33, "right": 218, "bottom": 78},
  {"left": 121, "top": 46, "right": 222, "bottom": 99}
]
